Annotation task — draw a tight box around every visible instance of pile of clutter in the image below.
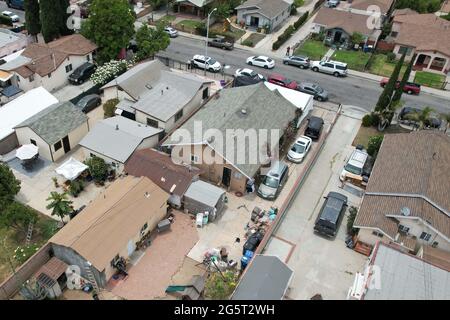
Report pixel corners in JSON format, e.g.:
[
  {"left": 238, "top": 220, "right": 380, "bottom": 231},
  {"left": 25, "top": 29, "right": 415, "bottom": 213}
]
[{"left": 203, "top": 247, "right": 238, "bottom": 272}]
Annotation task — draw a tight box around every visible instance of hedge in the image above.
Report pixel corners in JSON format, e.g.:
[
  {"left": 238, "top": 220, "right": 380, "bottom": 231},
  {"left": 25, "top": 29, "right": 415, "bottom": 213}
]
[
  {"left": 0, "top": 15, "right": 13, "bottom": 27},
  {"left": 272, "top": 11, "right": 309, "bottom": 50}
]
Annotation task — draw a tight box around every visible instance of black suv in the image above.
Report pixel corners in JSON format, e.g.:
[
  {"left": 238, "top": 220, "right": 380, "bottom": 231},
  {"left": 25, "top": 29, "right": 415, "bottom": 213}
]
[
  {"left": 304, "top": 116, "right": 324, "bottom": 140},
  {"left": 68, "top": 62, "right": 96, "bottom": 85},
  {"left": 314, "top": 192, "right": 348, "bottom": 238}
]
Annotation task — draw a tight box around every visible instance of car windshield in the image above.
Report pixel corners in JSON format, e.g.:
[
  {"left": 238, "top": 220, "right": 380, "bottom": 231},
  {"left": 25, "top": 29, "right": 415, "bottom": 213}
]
[
  {"left": 249, "top": 71, "right": 257, "bottom": 77},
  {"left": 207, "top": 58, "right": 217, "bottom": 65},
  {"left": 291, "top": 143, "right": 306, "bottom": 153},
  {"left": 267, "top": 58, "right": 273, "bottom": 62},
  {"left": 344, "top": 163, "right": 362, "bottom": 175},
  {"left": 263, "top": 176, "right": 279, "bottom": 188}
]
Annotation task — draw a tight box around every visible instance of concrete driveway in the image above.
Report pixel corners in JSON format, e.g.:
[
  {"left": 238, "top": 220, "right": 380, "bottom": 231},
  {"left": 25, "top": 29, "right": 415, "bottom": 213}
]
[{"left": 264, "top": 105, "right": 369, "bottom": 300}]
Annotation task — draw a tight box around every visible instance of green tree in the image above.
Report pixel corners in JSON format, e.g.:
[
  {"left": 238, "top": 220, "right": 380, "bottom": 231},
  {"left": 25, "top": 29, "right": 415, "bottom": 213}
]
[
  {"left": 204, "top": 270, "right": 238, "bottom": 300},
  {"left": 46, "top": 192, "right": 73, "bottom": 224},
  {"left": 59, "top": 0, "right": 73, "bottom": 36},
  {"left": 0, "top": 163, "right": 21, "bottom": 211},
  {"left": 103, "top": 98, "right": 119, "bottom": 118},
  {"left": 39, "top": 0, "right": 62, "bottom": 42},
  {"left": 84, "top": 156, "right": 109, "bottom": 183},
  {"left": 442, "top": 13, "right": 450, "bottom": 21},
  {"left": 367, "top": 135, "right": 384, "bottom": 157},
  {"left": 392, "top": 54, "right": 415, "bottom": 103},
  {"left": 350, "top": 32, "right": 364, "bottom": 46},
  {"left": 24, "top": 0, "right": 41, "bottom": 41},
  {"left": 0, "top": 202, "right": 38, "bottom": 235},
  {"left": 395, "top": 0, "right": 442, "bottom": 13},
  {"left": 135, "top": 23, "right": 170, "bottom": 61},
  {"left": 81, "top": 0, "right": 135, "bottom": 64}
]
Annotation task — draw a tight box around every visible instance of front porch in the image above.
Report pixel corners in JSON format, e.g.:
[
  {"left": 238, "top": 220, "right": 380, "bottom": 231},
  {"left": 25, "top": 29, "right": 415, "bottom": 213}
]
[
  {"left": 174, "top": 0, "right": 213, "bottom": 18},
  {"left": 413, "top": 52, "right": 449, "bottom": 74}
]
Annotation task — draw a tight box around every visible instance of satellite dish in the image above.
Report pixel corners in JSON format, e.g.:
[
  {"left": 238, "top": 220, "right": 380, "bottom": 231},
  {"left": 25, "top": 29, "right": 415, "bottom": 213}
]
[{"left": 401, "top": 207, "right": 411, "bottom": 216}]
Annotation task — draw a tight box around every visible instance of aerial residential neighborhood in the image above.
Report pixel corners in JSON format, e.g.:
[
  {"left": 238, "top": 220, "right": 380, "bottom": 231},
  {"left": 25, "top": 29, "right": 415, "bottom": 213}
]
[{"left": 0, "top": 0, "right": 449, "bottom": 309}]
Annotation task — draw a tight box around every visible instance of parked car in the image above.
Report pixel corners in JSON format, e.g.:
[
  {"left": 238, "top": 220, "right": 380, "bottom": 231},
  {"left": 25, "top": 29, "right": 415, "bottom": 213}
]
[
  {"left": 233, "top": 75, "right": 264, "bottom": 87},
  {"left": 304, "top": 116, "right": 324, "bottom": 140},
  {"left": 246, "top": 55, "right": 275, "bottom": 69},
  {"left": 287, "top": 135, "right": 313, "bottom": 163},
  {"left": 164, "top": 26, "right": 178, "bottom": 38},
  {"left": 314, "top": 192, "right": 347, "bottom": 238},
  {"left": 190, "top": 54, "right": 222, "bottom": 72},
  {"left": 267, "top": 73, "right": 298, "bottom": 90},
  {"left": 398, "top": 107, "right": 442, "bottom": 128},
  {"left": 379, "top": 78, "right": 421, "bottom": 95},
  {"left": 296, "top": 82, "right": 329, "bottom": 101},
  {"left": 339, "top": 147, "right": 369, "bottom": 182},
  {"left": 257, "top": 161, "right": 289, "bottom": 200},
  {"left": 1, "top": 10, "right": 19, "bottom": 22},
  {"left": 6, "top": 0, "right": 25, "bottom": 10},
  {"left": 208, "top": 35, "right": 234, "bottom": 50},
  {"left": 235, "top": 68, "right": 264, "bottom": 80},
  {"left": 76, "top": 94, "right": 101, "bottom": 113},
  {"left": 68, "top": 62, "right": 96, "bottom": 85},
  {"left": 311, "top": 60, "right": 348, "bottom": 77},
  {"left": 283, "top": 55, "right": 310, "bottom": 69},
  {"left": 325, "top": 0, "right": 340, "bottom": 8}
]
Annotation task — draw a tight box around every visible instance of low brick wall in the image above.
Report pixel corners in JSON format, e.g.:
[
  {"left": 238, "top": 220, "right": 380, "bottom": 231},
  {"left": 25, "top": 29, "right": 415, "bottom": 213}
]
[{"left": 376, "top": 40, "right": 395, "bottom": 53}]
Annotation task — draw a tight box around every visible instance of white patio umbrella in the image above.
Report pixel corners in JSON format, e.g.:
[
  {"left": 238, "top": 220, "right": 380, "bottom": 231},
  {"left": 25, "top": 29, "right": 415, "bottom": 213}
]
[
  {"left": 15, "top": 144, "right": 39, "bottom": 161},
  {"left": 55, "top": 157, "right": 89, "bottom": 181}
]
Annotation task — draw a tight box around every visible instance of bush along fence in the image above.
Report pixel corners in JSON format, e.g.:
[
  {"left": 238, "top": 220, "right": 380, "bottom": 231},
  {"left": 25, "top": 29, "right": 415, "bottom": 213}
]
[{"left": 272, "top": 12, "right": 309, "bottom": 50}]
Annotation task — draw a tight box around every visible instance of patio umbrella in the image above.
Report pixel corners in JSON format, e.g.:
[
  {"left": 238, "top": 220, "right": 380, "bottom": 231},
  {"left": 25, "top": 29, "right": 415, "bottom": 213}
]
[
  {"left": 15, "top": 144, "right": 39, "bottom": 161},
  {"left": 55, "top": 157, "right": 89, "bottom": 181}
]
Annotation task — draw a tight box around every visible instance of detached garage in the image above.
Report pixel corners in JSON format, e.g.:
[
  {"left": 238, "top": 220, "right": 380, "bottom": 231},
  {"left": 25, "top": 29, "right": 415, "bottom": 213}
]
[{"left": 183, "top": 180, "right": 226, "bottom": 221}]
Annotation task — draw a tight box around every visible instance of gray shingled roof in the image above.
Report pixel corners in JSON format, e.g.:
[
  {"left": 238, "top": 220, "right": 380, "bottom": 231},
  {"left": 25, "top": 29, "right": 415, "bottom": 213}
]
[
  {"left": 164, "top": 83, "right": 298, "bottom": 178},
  {"left": 232, "top": 255, "right": 293, "bottom": 300},
  {"left": 236, "top": 0, "right": 292, "bottom": 19},
  {"left": 364, "top": 243, "right": 450, "bottom": 300},
  {"left": 15, "top": 101, "right": 87, "bottom": 145},
  {"left": 184, "top": 180, "right": 225, "bottom": 207}
]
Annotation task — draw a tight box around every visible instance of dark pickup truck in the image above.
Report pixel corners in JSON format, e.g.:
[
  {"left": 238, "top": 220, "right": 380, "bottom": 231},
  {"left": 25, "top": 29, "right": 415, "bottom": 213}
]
[
  {"left": 208, "top": 36, "right": 234, "bottom": 50},
  {"left": 380, "top": 78, "right": 421, "bottom": 95}
]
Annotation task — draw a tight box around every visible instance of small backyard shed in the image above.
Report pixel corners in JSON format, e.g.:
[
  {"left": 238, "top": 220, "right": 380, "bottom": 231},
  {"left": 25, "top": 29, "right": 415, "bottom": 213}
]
[{"left": 183, "top": 180, "right": 226, "bottom": 221}]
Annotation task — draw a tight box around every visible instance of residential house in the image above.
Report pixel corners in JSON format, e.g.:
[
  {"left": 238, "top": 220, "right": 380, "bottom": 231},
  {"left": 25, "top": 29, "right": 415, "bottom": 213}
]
[
  {"left": 0, "top": 34, "right": 97, "bottom": 92},
  {"left": 0, "top": 28, "right": 29, "bottom": 59},
  {"left": 389, "top": 13, "right": 450, "bottom": 74},
  {"left": 311, "top": 7, "right": 383, "bottom": 48},
  {"left": 347, "top": 242, "right": 450, "bottom": 300},
  {"left": 14, "top": 101, "right": 89, "bottom": 162},
  {"left": 354, "top": 132, "right": 450, "bottom": 253},
  {"left": 79, "top": 116, "right": 164, "bottom": 172},
  {"left": 49, "top": 176, "right": 169, "bottom": 288},
  {"left": 236, "top": 0, "right": 292, "bottom": 33},
  {"left": 232, "top": 255, "right": 293, "bottom": 300},
  {"left": 101, "top": 60, "right": 213, "bottom": 134},
  {"left": 0, "top": 87, "right": 58, "bottom": 155},
  {"left": 162, "top": 82, "right": 301, "bottom": 193},
  {"left": 173, "top": 0, "right": 215, "bottom": 17},
  {"left": 346, "top": 0, "right": 394, "bottom": 16},
  {"left": 125, "top": 148, "right": 202, "bottom": 208}
]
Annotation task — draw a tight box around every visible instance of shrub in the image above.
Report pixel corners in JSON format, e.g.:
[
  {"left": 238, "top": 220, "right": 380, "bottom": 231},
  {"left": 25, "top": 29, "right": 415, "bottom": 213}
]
[
  {"left": 386, "top": 52, "right": 396, "bottom": 63},
  {"left": 195, "top": 22, "right": 207, "bottom": 36},
  {"left": 290, "top": 6, "right": 297, "bottom": 15},
  {"left": 362, "top": 114, "right": 373, "bottom": 127},
  {"left": 346, "top": 206, "right": 358, "bottom": 236},
  {"left": 242, "top": 39, "right": 253, "bottom": 47},
  {"left": 13, "top": 244, "right": 41, "bottom": 265},
  {"left": 294, "top": 11, "right": 309, "bottom": 29},
  {"left": 90, "top": 60, "right": 129, "bottom": 85},
  {"left": 370, "top": 112, "right": 380, "bottom": 126},
  {"left": 367, "top": 135, "right": 384, "bottom": 157},
  {"left": 68, "top": 180, "right": 84, "bottom": 197},
  {"left": 272, "top": 40, "right": 281, "bottom": 50},
  {"left": 103, "top": 98, "right": 119, "bottom": 118},
  {"left": 84, "top": 156, "right": 109, "bottom": 183},
  {"left": 0, "top": 15, "right": 13, "bottom": 26}
]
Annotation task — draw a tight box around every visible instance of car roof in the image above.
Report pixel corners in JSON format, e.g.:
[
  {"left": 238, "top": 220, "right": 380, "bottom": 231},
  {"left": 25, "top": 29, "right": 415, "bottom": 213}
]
[
  {"left": 239, "top": 68, "right": 254, "bottom": 73},
  {"left": 327, "top": 60, "right": 347, "bottom": 66},
  {"left": 348, "top": 149, "right": 368, "bottom": 167},
  {"left": 291, "top": 55, "right": 308, "bottom": 59},
  {"left": 269, "top": 73, "right": 286, "bottom": 80},
  {"left": 296, "top": 135, "right": 311, "bottom": 144},
  {"left": 78, "top": 94, "right": 99, "bottom": 102},
  {"left": 254, "top": 56, "right": 269, "bottom": 60}
]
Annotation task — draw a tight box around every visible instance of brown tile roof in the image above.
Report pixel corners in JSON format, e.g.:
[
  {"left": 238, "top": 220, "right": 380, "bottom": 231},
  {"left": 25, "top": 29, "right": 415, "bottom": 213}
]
[
  {"left": 422, "top": 245, "right": 450, "bottom": 271},
  {"left": 392, "top": 8, "right": 418, "bottom": 17},
  {"left": 313, "top": 7, "right": 378, "bottom": 36},
  {"left": 125, "top": 148, "right": 201, "bottom": 197},
  {"left": 50, "top": 176, "right": 169, "bottom": 272},
  {"left": 392, "top": 14, "right": 450, "bottom": 57},
  {"left": 33, "top": 257, "right": 68, "bottom": 281},
  {"left": 354, "top": 131, "right": 450, "bottom": 239},
  {"left": 350, "top": 0, "right": 394, "bottom": 14},
  {"left": 14, "top": 34, "right": 97, "bottom": 78}
]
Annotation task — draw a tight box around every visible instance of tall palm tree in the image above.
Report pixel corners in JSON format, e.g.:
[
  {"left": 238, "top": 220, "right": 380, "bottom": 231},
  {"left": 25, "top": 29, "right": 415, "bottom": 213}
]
[
  {"left": 405, "top": 107, "right": 434, "bottom": 130},
  {"left": 46, "top": 192, "right": 73, "bottom": 224}
]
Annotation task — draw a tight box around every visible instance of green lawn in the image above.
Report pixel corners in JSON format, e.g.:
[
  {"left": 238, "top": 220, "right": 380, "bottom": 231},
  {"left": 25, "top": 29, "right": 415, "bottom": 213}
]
[
  {"left": 369, "top": 54, "right": 407, "bottom": 78},
  {"left": 414, "top": 71, "right": 446, "bottom": 89},
  {"left": 241, "top": 32, "right": 266, "bottom": 47},
  {"left": 175, "top": 19, "right": 203, "bottom": 33},
  {"left": 332, "top": 49, "right": 371, "bottom": 71},
  {"left": 352, "top": 125, "right": 410, "bottom": 149},
  {"left": 294, "top": 40, "right": 328, "bottom": 60},
  {"left": 156, "top": 14, "right": 176, "bottom": 26}
]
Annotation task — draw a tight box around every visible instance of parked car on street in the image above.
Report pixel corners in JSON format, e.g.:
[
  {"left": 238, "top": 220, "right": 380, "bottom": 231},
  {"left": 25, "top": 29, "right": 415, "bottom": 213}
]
[
  {"left": 314, "top": 191, "right": 347, "bottom": 238},
  {"left": 283, "top": 55, "right": 310, "bottom": 69},
  {"left": 1, "top": 10, "right": 19, "bottom": 22},
  {"left": 246, "top": 55, "right": 275, "bottom": 69},
  {"left": 76, "top": 94, "right": 102, "bottom": 113},
  {"left": 267, "top": 73, "right": 298, "bottom": 90},
  {"left": 287, "top": 135, "right": 313, "bottom": 163},
  {"left": 379, "top": 78, "right": 421, "bottom": 95},
  {"left": 235, "top": 68, "right": 265, "bottom": 80},
  {"left": 325, "top": 0, "right": 340, "bottom": 8},
  {"left": 190, "top": 54, "right": 222, "bottom": 72},
  {"left": 304, "top": 116, "right": 324, "bottom": 140},
  {"left": 164, "top": 26, "right": 178, "bottom": 38},
  {"left": 311, "top": 60, "right": 348, "bottom": 77},
  {"left": 233, "top": 75, "right": 264, "bottom": 87},
  {"left": 68, "top": 62, "right": 96, "bottom": 85},
  {"left": 208, "top": 35, "right": 233, "bottom": 50},
  {"left": 296, "top": 82, "right": 329, "bottom": 101}
]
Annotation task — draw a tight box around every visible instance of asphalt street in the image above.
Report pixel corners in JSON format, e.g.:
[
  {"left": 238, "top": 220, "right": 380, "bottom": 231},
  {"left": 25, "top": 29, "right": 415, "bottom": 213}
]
[
  {"left": 0, "top": 1, "right": 25, "bottom": 22},
  {"left": 162, "top": 35, "right": 450, "bottom": 114}
]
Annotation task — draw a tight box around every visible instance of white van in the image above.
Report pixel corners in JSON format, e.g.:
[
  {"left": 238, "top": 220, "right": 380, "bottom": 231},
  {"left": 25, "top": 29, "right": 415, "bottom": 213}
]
[
  {"left": 257, "top": 161, "right": 289, "bottom": 200},
  {"left": 340, "top": 148, "right": 368, "bottom": 182}
]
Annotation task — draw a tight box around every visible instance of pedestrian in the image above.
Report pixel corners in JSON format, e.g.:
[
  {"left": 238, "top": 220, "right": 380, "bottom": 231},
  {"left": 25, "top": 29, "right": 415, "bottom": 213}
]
[{"left": 286, "top": 46, "right": 291, "bottom": 56}]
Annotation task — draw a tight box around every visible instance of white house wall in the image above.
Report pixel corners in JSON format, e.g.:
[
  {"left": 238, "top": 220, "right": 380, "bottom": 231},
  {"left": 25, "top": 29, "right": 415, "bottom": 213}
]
[
  {"left": 51, "top": 121, "right": 89, "bottom": 162},
  {"left": 15, "top": 126, "right": 53, "bottom": 161}
]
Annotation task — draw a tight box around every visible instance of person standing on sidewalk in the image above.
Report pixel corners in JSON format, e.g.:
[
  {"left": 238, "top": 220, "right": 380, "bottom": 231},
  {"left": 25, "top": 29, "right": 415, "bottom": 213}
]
[{"left": 286, "top": 46, "right": 291, "bottom": 56}]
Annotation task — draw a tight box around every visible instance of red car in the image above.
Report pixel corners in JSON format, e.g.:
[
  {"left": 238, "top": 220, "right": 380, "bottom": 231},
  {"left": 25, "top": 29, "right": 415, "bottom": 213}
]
[
  {"left": 267, "top": 73, "right": 298, "bottom": 90},
  {"left": 380, "top": 78, "right": 421, "bottom": 95}
]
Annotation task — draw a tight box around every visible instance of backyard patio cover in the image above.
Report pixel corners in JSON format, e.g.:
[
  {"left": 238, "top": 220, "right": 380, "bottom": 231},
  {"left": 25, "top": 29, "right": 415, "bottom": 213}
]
[{"left": 55, "top": 157, "right": 88, "bottom": 181}]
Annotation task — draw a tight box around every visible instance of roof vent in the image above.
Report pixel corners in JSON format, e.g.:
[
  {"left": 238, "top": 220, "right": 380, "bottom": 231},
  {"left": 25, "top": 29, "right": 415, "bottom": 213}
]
[
  {"left": 241, "top": 108, "right": 247, "bottom": 115},
  {"left": 144, "top": 192, "right": 150, "bottom": 198},
  {"left": 145, "top": 84, "right": 152, "bottom": 90},
  {"left": 207, "top": 136, "right": 215, "bottom": 143},
  {"left": 161, "top": 89, "right": 164, "bottom": 95},
  {"left": 115, "top": 124, "right": 119, "bottom": 130},
  {"left": 400, "top": 207, "right": 411, "bottom": 216}
]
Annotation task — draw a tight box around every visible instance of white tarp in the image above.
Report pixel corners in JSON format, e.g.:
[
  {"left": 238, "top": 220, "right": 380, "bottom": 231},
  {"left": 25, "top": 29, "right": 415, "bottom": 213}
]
[
  {"left": 15, "top": 144, "right": 39, "bottom": 160},
  {"left": 55, "top": 157, "right": 88, "bottom": 181}
]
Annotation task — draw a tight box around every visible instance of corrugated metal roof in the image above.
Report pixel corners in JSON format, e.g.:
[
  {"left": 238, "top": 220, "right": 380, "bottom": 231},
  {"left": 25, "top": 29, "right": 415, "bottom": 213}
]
[{"left": 184, "top": 180, "right": 225, "bottom": 207}]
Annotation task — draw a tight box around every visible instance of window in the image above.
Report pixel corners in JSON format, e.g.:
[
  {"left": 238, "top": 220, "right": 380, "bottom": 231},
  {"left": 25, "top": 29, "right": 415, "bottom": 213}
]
[
  {"left": 174, "top": 109, "right": 183, "bottom": 122},
  {"left": 390, "top": 31, "right": 398, "bottom": 38},
  {"left": 54, "top": 141, "right": 62, "bottom": 151},
  {"left": 191, "top": 154, "right": 199, "bottom": 163},
  {"left": 65, "top": 64, "right": 73, "bottom": 73},
  {"left": 420, "top": 232, "right": 432, "bottom": 241},
  {"left": 398, "top": 46, "right": 412, "bottom": 56},
  {"left": 398, "top": 224, "right": 410, "bottom": 233},
  {"left": 29, "top": 74, "right": 34, "bottom": 82},
  {"left": 87, "top": 55, "right": 91, "bottom": 62},
  {"left": 202, "top": 87, "right": 209, "bottom": 99},
  {"left": 140, "top": 223, "right": 148, "bottom": 234},
  {"left": 146, "top": 118, "right": 159, "bottom": 128},
  {"left": 372, "top": 230, "right": 384, "bottom": 238},
  {"left": 30, "top": 139, "right": 36, "bottom": 146}
]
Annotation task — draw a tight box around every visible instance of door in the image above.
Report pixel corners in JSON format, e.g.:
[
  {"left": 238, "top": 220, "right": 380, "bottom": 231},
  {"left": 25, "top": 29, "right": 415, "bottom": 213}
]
[
  {"left": 62, "top": 135, "right": 71, "bottom": 153},
  {"left": 222, "top": 167, "right": 232, "bottom": 187}
]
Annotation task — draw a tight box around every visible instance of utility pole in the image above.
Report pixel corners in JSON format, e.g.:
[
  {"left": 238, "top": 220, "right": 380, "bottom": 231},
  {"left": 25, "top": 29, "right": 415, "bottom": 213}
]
[{"left": 204, "top": 7, "right": 217, "bottom": 75}]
